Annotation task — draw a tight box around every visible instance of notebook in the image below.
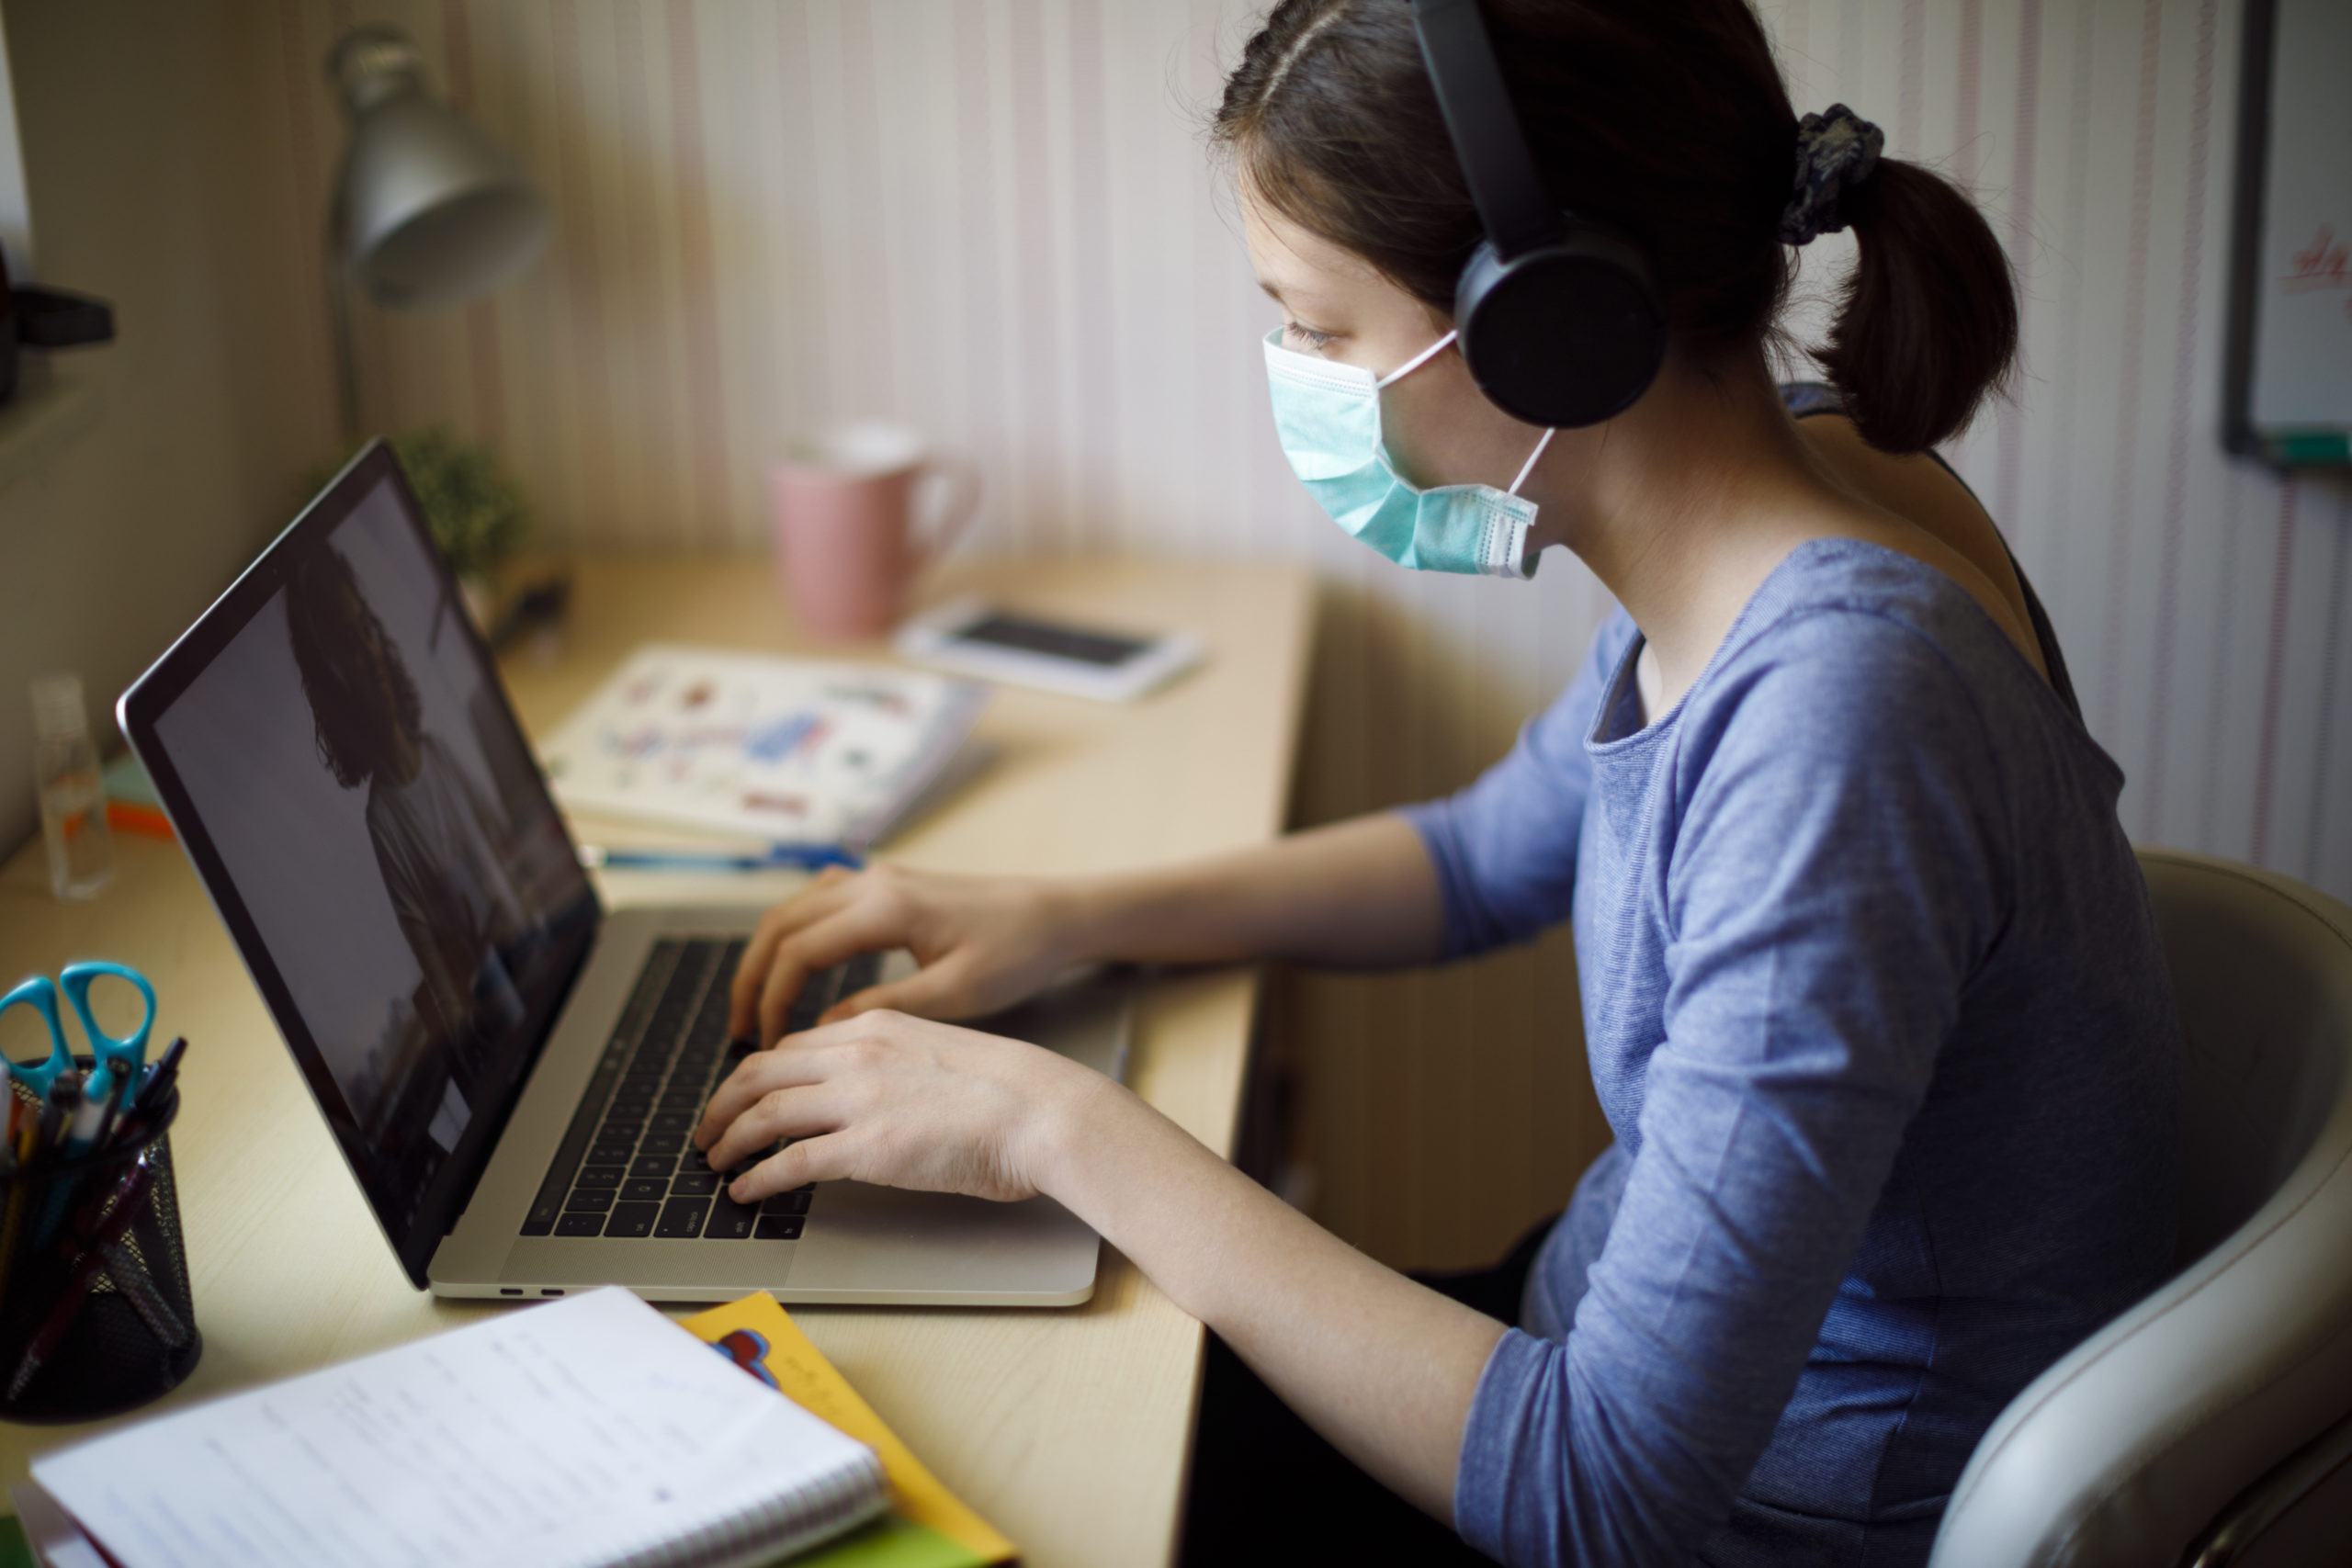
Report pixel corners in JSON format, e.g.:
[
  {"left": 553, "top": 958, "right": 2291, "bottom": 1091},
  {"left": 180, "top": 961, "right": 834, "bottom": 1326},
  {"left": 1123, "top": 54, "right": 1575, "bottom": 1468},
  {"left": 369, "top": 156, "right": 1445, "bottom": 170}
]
[
  {"left": 536, "top": 647, "right": 989, "bottom": 848},
  {"left": 28, "top": 1287, "right": 887, "bottom": 1568}
]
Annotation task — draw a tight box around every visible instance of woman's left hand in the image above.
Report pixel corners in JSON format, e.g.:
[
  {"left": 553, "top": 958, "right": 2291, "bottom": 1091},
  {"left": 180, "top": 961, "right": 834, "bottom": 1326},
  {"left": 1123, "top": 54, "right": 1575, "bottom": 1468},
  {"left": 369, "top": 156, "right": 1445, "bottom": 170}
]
[{"left": 694, "top": 1010, "right": 1106, "bottom": 1206}]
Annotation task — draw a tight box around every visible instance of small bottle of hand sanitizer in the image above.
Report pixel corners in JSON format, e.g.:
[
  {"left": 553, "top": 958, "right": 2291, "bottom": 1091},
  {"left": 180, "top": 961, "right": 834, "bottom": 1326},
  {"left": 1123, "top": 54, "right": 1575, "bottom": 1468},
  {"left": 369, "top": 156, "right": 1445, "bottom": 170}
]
[{"left": 30, "top": 673, "right": 114, "bottom": 900}]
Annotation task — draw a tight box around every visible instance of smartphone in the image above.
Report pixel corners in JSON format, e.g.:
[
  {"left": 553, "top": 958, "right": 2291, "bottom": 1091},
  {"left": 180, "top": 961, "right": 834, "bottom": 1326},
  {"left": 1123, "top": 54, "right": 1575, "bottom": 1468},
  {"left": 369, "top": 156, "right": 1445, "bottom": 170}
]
[{"left": 895, "top": 598, "right": 1203, "bottom": 702}]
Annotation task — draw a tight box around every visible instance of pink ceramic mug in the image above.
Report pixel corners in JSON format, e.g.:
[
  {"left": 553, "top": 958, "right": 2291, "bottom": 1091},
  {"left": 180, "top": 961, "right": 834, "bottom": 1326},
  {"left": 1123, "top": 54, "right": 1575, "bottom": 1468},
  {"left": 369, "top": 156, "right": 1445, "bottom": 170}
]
[{"left": 768, "top": 423, "right": 980, "bottom": 640}]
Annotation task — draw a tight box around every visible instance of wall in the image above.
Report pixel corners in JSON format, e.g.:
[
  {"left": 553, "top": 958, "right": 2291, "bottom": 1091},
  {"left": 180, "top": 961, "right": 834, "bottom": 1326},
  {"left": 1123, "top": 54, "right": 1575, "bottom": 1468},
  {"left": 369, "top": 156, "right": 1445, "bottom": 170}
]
[
  {"left": 281, "top": 0, "right": 2349, "bottom": 1269},
  {"left": 0, "top": 0, "right": 335, "bottom": 863}
]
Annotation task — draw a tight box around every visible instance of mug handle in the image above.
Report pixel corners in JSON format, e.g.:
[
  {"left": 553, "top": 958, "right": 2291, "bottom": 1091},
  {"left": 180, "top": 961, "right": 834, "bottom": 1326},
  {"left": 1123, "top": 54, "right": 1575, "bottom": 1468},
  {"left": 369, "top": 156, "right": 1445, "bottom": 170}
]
[{"left": 910, "top": 454, "right": 982, "bottom": 571}]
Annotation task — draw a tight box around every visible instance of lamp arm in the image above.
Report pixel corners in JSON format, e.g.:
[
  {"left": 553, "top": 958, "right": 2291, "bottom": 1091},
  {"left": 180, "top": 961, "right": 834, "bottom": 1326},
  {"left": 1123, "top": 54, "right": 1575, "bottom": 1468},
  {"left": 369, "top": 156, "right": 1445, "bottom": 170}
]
[{"left": 326, "top": 236, "right": 361, "bottom": 446}]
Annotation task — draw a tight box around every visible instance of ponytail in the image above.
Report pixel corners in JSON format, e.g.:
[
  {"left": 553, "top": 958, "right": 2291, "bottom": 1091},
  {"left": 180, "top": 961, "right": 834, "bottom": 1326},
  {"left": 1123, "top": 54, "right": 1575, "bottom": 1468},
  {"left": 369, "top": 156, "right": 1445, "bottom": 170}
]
[{"left": 1816, "top": 160, "right": 2018, "bottom": 454}]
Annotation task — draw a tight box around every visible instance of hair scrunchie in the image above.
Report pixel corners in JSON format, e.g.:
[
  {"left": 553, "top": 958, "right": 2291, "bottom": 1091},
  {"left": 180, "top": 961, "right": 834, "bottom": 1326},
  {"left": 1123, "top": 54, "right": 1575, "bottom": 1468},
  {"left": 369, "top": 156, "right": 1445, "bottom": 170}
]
[{"left": 1779, "top": 105, "right": 1883, "bottom": 246}]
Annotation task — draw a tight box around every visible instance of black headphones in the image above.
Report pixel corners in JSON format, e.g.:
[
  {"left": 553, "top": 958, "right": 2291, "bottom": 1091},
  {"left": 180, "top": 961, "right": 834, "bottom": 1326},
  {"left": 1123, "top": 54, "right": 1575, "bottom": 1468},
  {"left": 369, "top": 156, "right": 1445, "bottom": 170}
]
[{"left": 1410, "top": 0, "right": 1668, "bottom": 428}]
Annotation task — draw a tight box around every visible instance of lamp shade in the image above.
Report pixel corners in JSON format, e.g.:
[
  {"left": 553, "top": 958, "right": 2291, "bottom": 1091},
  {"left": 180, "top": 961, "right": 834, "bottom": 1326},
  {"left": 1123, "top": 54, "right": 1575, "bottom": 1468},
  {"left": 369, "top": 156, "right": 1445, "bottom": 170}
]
[{"left": 328, "top": 27, "right": 548, "bottom": 310}]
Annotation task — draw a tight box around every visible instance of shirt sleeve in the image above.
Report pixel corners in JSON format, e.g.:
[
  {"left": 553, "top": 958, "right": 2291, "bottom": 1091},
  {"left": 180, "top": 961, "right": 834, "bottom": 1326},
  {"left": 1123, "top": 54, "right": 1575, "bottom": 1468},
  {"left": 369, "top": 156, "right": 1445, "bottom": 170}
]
[
  {"left": 1399, "top": 613, "right": 1637, "bottom": 958},
  {"left": 1452, "top": 608, "right": 2009, "bottom": 1565}
]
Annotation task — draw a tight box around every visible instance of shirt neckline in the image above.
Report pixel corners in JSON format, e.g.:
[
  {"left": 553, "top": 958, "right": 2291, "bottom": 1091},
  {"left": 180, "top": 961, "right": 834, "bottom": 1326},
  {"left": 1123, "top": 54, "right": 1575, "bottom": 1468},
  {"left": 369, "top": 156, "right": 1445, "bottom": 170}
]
[{"left": 1587, "top": 536, "right": 2071, "bottom": 753}]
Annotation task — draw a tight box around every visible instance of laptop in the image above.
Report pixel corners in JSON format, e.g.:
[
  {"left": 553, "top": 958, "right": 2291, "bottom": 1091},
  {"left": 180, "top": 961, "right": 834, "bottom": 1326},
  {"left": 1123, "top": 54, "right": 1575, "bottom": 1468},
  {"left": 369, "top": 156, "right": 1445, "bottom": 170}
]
[{"left": 118, "top": 442, "right": 1126, "bottom": 1305}]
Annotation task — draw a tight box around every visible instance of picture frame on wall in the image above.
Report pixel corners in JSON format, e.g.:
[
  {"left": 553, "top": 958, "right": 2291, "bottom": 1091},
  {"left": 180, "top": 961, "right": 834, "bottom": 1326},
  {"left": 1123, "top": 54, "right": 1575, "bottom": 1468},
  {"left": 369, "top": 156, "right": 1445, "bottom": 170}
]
[{"left": 2221, "top": 0, "right": 2352, "bottom": 469}]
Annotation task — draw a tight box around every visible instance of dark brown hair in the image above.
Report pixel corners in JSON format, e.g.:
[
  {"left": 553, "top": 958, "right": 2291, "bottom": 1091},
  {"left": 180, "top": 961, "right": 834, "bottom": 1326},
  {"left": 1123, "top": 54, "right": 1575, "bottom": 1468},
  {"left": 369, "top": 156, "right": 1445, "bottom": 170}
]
[
  {"left": 286, "top": 544, "right": 422, "bottom": 789},
  {"left": 1214, "top": 0, "right": 2017, "bottom": 453}
]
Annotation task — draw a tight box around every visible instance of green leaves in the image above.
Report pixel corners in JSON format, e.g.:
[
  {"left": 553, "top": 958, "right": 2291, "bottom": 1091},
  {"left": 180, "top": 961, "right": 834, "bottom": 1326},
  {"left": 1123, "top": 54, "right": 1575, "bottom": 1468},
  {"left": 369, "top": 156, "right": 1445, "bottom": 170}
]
[{"left": 309, "top": 426, "right": 530, "bottom": 582}]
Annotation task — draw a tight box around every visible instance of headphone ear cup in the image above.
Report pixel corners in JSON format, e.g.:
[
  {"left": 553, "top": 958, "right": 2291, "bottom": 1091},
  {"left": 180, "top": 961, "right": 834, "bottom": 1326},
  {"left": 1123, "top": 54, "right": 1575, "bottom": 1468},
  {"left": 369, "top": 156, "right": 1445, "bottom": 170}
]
[{"left": 1454, "top": 225, "right": 1668, "bottom": 429}]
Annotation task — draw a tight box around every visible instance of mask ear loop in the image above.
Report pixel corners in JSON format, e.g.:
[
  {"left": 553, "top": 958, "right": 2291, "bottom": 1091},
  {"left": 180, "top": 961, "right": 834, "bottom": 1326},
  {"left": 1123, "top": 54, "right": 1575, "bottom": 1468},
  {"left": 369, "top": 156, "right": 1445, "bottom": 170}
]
[
  {"left": 1375, "top": 328, "right": 1554, "bottom": 499},
  {"left": 1508, "top": 427, "right": 1555, "bottom": 496},
  {"left": 1375, "top": 330, "right": 1461, "bottom": 389}
]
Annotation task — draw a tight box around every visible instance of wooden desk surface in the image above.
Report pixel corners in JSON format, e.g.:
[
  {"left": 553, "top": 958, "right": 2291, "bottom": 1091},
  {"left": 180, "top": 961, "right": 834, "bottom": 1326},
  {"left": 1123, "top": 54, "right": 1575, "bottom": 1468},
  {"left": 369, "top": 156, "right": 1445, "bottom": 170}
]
[{"left": 0, "top": 554, "right": 1316, "bottom": 1568}]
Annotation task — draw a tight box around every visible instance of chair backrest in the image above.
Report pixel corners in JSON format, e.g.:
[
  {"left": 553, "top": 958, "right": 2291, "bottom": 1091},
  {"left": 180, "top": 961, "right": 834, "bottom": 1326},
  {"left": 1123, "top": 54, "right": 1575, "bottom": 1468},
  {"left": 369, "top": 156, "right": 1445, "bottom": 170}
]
[{"left": 1928, "top": 849, "right": 2352, "bottom": 1568}]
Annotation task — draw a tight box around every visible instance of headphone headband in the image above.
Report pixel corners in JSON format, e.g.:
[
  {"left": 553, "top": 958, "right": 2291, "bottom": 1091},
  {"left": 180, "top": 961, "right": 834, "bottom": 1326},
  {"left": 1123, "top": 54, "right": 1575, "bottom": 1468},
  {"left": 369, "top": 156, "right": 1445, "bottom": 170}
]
[
  {"left": 1410, "top": 0, "right": 1559, "bottom": 256},
  {"left": 1406, "top": 0, "right": 1668, "bottom": 427}
]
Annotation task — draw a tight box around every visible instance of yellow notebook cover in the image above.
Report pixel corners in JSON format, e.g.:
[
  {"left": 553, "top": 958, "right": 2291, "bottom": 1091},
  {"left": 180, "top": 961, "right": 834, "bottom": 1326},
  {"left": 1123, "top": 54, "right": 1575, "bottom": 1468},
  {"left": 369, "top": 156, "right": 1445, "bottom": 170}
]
[{"left": 684, "top": 1294, "right": 1018, "bottom": 1568}]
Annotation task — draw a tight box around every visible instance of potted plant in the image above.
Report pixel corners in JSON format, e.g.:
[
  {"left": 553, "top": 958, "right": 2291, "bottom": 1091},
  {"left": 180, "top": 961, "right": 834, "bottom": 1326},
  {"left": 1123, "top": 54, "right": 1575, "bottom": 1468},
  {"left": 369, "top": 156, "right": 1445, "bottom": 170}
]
[{"left": 311, "top": 427, "right": 530, "bottom": 626}]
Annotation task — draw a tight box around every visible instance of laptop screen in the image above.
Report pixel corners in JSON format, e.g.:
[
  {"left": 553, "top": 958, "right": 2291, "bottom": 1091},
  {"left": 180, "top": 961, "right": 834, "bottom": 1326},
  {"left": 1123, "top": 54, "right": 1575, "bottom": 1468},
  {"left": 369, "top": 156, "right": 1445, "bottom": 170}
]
[{"left": 121, "top": 445, "right": 597, "bottom": 1285}]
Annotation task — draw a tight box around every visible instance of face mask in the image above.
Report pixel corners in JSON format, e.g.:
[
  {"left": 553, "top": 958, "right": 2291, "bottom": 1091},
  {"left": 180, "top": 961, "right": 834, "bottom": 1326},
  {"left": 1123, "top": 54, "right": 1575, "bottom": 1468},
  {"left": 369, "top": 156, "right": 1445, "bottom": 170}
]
[{"left": 1263, "top": 328, "right": 1555, "bottom": 579}]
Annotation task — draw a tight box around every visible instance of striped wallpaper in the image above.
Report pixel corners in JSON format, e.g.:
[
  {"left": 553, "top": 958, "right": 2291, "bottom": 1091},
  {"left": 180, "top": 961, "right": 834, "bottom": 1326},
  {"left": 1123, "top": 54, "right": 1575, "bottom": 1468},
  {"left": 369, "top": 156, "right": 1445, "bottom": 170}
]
[{"left": 277, "top": 0, "right": 2352, "bottom": 1267}]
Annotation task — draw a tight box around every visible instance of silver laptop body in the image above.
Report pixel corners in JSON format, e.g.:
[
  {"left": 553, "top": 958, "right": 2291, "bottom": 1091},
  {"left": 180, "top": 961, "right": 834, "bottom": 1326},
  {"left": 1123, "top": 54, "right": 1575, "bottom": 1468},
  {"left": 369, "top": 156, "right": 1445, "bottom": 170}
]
[{"left": 119, "top": 443, "right": 1121, "bottom": 1308}]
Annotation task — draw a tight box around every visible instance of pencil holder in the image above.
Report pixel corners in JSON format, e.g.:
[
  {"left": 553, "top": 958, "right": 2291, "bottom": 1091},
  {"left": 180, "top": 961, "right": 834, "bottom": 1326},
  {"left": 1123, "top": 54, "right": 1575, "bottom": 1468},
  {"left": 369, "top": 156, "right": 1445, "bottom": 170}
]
[{"left": 0, "top": 1065, "right": 200, "bottom": 1423}]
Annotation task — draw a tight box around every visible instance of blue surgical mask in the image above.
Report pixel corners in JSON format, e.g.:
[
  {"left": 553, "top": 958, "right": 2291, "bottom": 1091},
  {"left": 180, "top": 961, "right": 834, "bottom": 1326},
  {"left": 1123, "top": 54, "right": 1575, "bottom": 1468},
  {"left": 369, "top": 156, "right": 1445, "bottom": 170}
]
[{"left": 1263, "top": 328, "right": 1555, "bottom": 579}]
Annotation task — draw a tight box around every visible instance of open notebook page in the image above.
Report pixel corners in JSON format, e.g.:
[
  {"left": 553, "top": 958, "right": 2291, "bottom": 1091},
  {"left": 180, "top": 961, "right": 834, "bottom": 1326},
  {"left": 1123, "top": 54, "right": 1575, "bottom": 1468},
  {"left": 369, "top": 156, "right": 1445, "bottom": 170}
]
[{"left": 32, "top": 1287, "right": 885, "bottom": 1568}]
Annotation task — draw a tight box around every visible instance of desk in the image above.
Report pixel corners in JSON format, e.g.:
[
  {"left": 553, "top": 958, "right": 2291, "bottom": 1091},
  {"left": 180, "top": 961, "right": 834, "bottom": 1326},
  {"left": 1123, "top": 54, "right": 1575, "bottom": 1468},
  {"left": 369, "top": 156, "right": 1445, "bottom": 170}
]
[{"left": 0, "top": 554, "right": 1316, "bottom": 1568}]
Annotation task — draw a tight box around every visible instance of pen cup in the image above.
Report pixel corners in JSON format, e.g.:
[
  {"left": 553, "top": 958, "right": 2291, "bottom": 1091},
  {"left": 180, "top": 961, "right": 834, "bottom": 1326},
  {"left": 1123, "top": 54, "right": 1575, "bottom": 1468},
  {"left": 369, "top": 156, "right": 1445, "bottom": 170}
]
[{"left": 0, "top": 1065, "right": 200, "bottom": 1423}]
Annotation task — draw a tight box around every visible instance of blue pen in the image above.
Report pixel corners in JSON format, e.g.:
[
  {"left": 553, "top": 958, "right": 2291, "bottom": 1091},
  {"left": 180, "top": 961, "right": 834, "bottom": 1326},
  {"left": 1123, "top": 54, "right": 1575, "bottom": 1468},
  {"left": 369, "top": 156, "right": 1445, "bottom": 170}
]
[
  {"left": 578, "top": 842, "right": 865, "bottom": 874},
  {"left": 32, "top": 1074, "right": 86, "bottom": 1247}
]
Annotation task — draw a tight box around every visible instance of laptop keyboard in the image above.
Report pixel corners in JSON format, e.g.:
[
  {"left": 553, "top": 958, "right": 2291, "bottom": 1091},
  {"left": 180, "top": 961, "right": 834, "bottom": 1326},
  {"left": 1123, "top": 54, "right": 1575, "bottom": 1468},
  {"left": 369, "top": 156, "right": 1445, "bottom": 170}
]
[{"left": 519, "top": 937, "right": 879, "bottom": 1241}]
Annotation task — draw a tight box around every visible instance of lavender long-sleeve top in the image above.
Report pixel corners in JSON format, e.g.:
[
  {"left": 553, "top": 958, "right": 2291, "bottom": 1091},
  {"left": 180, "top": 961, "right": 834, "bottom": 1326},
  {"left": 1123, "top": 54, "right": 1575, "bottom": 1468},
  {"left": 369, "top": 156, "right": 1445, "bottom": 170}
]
[{"left": 1403, "top": 536, "right": 2179, "bottom": 1566}]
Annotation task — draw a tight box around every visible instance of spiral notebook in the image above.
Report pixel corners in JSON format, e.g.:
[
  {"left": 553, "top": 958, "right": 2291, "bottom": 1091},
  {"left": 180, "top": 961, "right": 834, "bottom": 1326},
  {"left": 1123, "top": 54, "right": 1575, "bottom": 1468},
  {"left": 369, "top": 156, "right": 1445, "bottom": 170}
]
[{"left": 28, "top": 1288, "right": 888, "bottom": 1568}]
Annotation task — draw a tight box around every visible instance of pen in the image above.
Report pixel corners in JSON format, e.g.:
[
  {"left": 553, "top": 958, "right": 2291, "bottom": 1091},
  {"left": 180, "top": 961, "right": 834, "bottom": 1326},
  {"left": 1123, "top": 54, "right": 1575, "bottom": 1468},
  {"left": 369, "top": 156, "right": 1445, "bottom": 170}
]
[
  {"left": 64, "top": 1157, "right": 186, "bottom": 1351},
  {"left": 39, "top": 1075, "right": 76, "bottom": 1150},
  {"left": 7, "top": 1159, "right": 153, "bottom": 1400},
  {"left": 60, "top": 1081, "right": 107, "bottom": 1158},
  {"left": 99, "top": 1237, "right": 189, "bottom": 1349},
  {"left": 62, "top": 1148, "right": 142, "bottom": 1243},
  {"left": 94, "top": 1054, "right": 137, "bottom": 1150},
  {"left": 35, "top": 1074, "right": 88, "bottom": 1245},
  {"left": 0, "top": 1114, "right": 38, "bottom": 1299},
  {"left": 133, "top": 1038, "right": 187, "bottom": 1118},
  {"left": 71, "top": 1156, "right": 189, "bottom": 1351},
  {"left": 83, "top": 1054, "right": 131, "bottom": 1147},
  {"left": 107, "top": 1037, "right": 186, "bottom": 1151},
  {"left": 104, "top": 1035, "right": 180, "bottom": 1150},
  {"left": 47, "top": 1088, "right": 108, "bottom": 1242},
  {"left": 577, "top": 842, "right": 866, "bottom": 874}
]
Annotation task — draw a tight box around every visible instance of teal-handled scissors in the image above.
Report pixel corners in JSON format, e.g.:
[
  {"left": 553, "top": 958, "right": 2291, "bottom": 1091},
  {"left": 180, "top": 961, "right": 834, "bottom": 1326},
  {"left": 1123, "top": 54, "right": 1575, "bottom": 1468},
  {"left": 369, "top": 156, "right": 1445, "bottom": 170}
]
[{"left": 0, "top": 962, "right": 156, "bottom": 1105}]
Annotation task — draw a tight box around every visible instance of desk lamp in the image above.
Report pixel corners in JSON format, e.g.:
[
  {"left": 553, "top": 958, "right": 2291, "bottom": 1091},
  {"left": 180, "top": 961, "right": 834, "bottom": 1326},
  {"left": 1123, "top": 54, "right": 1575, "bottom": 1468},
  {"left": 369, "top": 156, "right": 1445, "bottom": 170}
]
[{"left": 325, "top": 25, "right": 548, "bottom": 441}]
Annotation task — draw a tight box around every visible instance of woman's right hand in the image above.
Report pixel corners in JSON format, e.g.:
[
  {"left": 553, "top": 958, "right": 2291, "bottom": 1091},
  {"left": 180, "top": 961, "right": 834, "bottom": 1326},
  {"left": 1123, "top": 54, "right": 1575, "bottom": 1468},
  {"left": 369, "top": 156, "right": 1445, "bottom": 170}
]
[{"left": 727, "top": 863, "right": 1087, "bottom": 1046}]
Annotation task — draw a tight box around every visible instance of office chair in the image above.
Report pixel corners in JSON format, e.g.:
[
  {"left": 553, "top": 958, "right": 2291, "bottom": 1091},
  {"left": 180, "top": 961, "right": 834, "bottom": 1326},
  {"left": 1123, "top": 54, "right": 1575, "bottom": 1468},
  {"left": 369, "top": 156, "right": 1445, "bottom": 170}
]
[{"left": 1929, "top": 849, "right": 2352, "bottom": 1567}]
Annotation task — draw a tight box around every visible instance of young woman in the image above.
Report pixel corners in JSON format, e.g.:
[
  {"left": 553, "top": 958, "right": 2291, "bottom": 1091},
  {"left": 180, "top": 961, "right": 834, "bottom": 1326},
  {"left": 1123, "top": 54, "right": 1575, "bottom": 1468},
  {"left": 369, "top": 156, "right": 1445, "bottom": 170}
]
[
  {"left": 695, "top": 2, "right": 2181, "bottom": 1562},
  {"left": 286, "top": 545, "right": 537, "bottom": 1107}
]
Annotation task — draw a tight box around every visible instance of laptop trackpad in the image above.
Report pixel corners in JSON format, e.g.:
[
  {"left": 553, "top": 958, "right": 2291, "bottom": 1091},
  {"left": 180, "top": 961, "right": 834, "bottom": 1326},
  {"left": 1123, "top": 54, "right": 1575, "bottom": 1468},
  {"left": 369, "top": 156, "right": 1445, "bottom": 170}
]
[{"left": 782, "top": 1183, "right": 1100, "bottom": 1301}]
